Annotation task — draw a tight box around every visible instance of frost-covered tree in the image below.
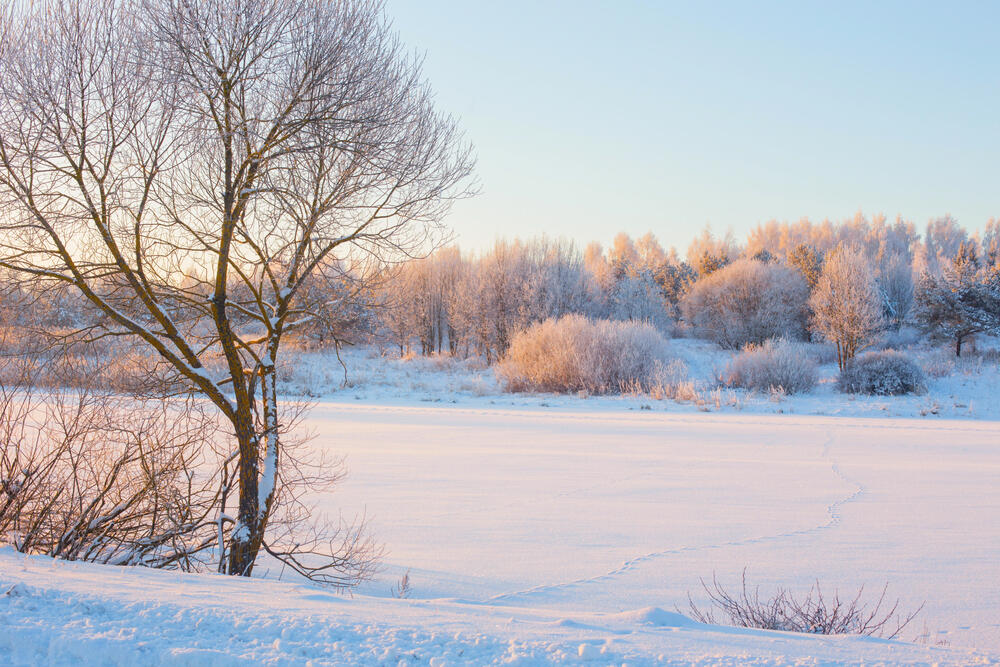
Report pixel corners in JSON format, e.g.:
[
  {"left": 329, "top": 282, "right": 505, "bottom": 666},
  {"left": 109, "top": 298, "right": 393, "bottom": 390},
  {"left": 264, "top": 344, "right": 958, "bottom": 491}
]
[
  {"left": 786, "top": 244, "right": 824, "bottom": 290},
  {"left": 529, "top": 238, "right": 600, "bottom": 322},
  {"left": 912, "top": 242, "right": 1000, "bottom": 357},
  {"left": 0, "top": 0, "right": 472, "bottom": 577},
  {"left": 652, "top": 260, "right": 697, "bottom": 308},
  {"left": 608, "top": 269, "right": 673, "bottom": 330},
  {"left": 809, "top": 246, "right": 885, "bottom": 370},
  {"left": 583, "top": 241, "right": 614, "bottom": 295},
  {"left": 687, "top": 226, "right": 738, "bottom": 277},
  {"left": 579, "top": 233, "right": 676, "bottom": 331},
  {"left": 746, "top": 213, "right": 917, "bottom": 264},
  {"left": 384, "top": 238, "right": 604, "bottom": 362},
  {"left": 981, "top": 218, "right": 1000, "bottom": 268},
  {"left": 876, "top": 252, "right": 914, "bottom": 330},
  {"left": 922, "top": 215, "right": 968, "bottom": 276},
  {"left": 680, "top": 259, "right": 809, "bottom": 349},
  {"left": 608, "top": 232, "right": 641, "bottom": 280},
  {"left": 635, "top": 232, "right": 668, "bottom": 271}
]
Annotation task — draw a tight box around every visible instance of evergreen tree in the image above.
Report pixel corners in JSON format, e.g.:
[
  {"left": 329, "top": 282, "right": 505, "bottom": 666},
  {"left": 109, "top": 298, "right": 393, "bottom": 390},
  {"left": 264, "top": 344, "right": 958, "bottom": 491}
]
[{"left": 913, "top": 241, "right": 1000, "bottom": 356}]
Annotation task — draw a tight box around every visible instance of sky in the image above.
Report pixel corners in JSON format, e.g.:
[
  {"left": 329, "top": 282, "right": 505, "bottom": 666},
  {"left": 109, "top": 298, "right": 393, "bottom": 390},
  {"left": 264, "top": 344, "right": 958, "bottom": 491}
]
[{"left": 384, "top": 0, "right": 1000, "bottom": 254}]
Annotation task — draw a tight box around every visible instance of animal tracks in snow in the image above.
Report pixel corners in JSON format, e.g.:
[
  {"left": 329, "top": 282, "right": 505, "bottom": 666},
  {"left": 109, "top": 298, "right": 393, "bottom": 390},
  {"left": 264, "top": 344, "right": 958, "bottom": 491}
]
[{"left": 485, "top": 430, "right": 865, "bottom": 605}]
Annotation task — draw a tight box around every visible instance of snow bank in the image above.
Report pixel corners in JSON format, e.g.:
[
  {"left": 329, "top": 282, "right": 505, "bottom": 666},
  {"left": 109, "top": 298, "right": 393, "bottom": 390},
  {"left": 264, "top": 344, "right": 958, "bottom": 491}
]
[{"left": 1, "top": 548, "right": 993, "bottom": 666}]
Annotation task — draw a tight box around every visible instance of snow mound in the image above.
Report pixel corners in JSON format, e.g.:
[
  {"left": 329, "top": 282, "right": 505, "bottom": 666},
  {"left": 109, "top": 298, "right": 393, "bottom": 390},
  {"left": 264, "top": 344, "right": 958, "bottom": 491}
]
[{"left": 612, "top": 606, "right": 698, "bottom": 628}]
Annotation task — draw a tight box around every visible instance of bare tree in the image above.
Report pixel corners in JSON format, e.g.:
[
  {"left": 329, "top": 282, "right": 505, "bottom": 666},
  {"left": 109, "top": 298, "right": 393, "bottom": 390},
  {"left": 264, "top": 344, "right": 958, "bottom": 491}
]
[
  {"left": 0, "top": 0, "right": 473, "bottom": 577},
  {"left": 809, "top": 245, "right": 884, "bottom": 370}
]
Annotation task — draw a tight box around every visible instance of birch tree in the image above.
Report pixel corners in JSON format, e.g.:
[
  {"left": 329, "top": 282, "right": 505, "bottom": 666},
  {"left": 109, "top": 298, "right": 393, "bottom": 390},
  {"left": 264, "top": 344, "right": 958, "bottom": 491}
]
[{"left": 0, "top": 0, "right": 473, "bottom": 577}]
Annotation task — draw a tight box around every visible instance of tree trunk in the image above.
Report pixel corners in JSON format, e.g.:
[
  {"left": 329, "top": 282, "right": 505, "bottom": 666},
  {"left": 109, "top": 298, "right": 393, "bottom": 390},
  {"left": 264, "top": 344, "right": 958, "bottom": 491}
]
[
  {"left": 227, "top": 406, "right": 262, "bottom": 576},
  {"left": 955, "top": 336, "right": 963, "bottom": 358}
]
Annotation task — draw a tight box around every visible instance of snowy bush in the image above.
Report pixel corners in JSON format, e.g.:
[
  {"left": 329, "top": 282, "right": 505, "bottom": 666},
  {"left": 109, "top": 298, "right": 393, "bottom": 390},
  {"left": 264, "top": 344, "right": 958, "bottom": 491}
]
[
  {"left": 680, "top": 259, "right": 809, "bottom": 349},
  {"left": 837, "top": 350, "right": 926, "bottom": 395},
  {"left": 648, "top": 358, "right": 699, "bottom": 401},
  {"left": 496, "top": 314, "right": 671, "bottom": 394},
  {"left": 723, "top": 339, "right": 818, "bottom": 394}
]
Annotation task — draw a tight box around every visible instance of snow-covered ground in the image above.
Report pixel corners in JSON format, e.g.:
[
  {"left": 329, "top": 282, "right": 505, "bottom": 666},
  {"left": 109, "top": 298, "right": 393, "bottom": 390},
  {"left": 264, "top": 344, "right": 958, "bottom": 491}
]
[{"left": 4, "top": 402, "right": 998, "bottom": 665}]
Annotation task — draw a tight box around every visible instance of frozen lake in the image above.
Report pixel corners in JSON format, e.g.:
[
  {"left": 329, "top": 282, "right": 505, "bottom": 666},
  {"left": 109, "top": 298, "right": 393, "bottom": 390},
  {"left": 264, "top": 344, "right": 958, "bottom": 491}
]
[{"left": 315, "top": 404, "right": 1000, "bottom": 651}]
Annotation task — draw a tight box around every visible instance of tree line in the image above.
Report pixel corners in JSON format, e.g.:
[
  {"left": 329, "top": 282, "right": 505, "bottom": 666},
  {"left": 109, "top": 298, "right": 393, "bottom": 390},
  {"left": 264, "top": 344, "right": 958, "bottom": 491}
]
[{"left": 376, "top": 214, "right": 1000, "bottom": 367}]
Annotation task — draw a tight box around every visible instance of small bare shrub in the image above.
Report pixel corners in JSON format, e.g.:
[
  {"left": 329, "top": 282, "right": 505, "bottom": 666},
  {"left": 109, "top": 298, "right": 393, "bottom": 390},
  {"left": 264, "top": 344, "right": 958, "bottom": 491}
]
[
  {"left": 496, "top": 315, "right": 671, "bottom": 394},
  {"left": 686, "top": 570, "right": 923, "bottom": 638},
  {"left": 723, "top": 338, "right": 818, "bottom": 394},
  {"left": 456, "top": 376, "right": 495, "bottom": 397},
  {"left": 402, "top": 352, "right": 457, "bottom": 373},
  {"left": 838, "top": 350, "right": 926, "bottom": 395},
  {"left": 648, "top": 358, "right": 695, "bottom": 401},
  {"left": 392, "top": 570, "right": 412, "bottom": 599},
  {"left": 877, "top": 327, "right": 921, "bottom": 351}
]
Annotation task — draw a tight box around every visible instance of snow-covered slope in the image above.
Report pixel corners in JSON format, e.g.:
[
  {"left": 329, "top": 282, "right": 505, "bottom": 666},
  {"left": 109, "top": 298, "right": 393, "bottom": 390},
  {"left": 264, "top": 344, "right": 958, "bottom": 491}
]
[
  {"left": 1, "top": 547, "right": 994, "bottom": 666},
  {"left": 4, "top": 405, "right": 998, "bottom": 665}
]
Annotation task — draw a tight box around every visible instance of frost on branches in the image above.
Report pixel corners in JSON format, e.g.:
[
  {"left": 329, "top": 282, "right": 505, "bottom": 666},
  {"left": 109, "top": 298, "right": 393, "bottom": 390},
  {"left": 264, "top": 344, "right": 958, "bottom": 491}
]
[{"left": 913, "top": 241, "right": 1000, "bottom": 357}]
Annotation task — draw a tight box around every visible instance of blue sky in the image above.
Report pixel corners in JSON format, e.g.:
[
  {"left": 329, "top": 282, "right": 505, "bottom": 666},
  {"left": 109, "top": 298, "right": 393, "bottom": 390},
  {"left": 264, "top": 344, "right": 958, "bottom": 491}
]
[{"left": 385, "top": 1, "right": 999, "bottom": 253}]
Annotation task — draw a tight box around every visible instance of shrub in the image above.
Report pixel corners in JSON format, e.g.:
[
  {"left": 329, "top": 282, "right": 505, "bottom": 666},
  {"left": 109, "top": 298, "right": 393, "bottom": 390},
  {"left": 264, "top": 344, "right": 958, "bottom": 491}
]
[
  {"left": 723, "top": 339, "right": 818, "bottom": 394},
  {"left": 875, "top": 326, "right": 921, "bottom": 351},
  {"left": 838, "top": 350, "right": 926, "bottom": 395},
  {"left": 648, "top": 358, "right": 699, "bottom": 401},
  {"left": 496, "top": 314, "right": 670, "bottom": 394},
  {"left": 917, "top": 348, "right": 954, "bottom": 379},
  {"left": 685, "top": 569, "right": 923, "bottom": 638},
  {"left": 680, "top": 259, "right": 809, "bottom": 349},
  {"left": 0, "top": 355, "right": 380, "bottom": 586},
  {"left": 0, "top": 385, "right": 223, "bottom": 567}
]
